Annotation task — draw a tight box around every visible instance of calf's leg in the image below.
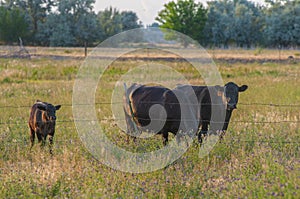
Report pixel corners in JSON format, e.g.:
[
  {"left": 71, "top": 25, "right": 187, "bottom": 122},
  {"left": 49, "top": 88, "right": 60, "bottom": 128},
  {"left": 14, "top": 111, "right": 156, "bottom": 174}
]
[
  {"left": 36, "top": 129, "right": 45, "bottom": 147},
  {"left": 48, "top": 135, "right": 54, "bottom": 155},
  {"left": 29, "top": 128, "right": 35, "bottom": 150}
]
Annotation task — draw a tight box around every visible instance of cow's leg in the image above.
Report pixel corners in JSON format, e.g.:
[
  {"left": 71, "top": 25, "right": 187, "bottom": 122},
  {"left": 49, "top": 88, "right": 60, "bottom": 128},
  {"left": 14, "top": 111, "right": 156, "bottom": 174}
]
[
  {"left": 219, "top": 111, "right": 232, "bottom": 141},
  {"left": 162, "top": 132, "right": 168, "bottom": 146},
  {"left": 126, "top": 121, "right": 134, "bottom": 136},
  {"left": 126, "top": 124, "right": 138, "bottom": 143},
  {"left": 222, "top": 122, "right": 229, "bottom": 132},
  {"left": 219, "top": 120, "right": 230, "bottom": 141},
  {"left": 198, "top": 122, "right": 208, "bottom": 144},
  {"left": 219, "top": 130, "right": 226, "bottom": 142},
  {"left": 48, "top": 135, "right": 54, "bottom": 155},
  {"left": 29, "top": 128, "right": 35, "bottom": 150}
]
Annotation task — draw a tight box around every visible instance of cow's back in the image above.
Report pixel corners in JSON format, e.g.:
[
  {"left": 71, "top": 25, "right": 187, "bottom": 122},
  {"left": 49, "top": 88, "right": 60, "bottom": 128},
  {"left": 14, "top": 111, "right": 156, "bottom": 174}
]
[
  {"left": 175, "top": 85, "right": 207, "bottom": 103},
  {"left": 130, "top": 85, "right": 168, "bottom": 103},
  {"left": 129, "top": 85, "right": 170, "bottom": 127}
]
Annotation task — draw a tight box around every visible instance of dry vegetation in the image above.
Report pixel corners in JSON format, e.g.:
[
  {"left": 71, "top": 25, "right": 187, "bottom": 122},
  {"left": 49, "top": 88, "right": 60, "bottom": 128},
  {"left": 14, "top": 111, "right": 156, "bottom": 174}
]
[
  {"left": 0, "top": 47, "right": 299, "bottom": 198},
  {"left": 1, "top": 46, "right": 299, "bottom": 61}
]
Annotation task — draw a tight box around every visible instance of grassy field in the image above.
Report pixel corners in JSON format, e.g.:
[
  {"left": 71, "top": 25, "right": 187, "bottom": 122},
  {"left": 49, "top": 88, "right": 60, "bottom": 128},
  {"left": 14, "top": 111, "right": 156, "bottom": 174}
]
[{"left": 0, "top": 48, "right": 299, "bottom": 198}]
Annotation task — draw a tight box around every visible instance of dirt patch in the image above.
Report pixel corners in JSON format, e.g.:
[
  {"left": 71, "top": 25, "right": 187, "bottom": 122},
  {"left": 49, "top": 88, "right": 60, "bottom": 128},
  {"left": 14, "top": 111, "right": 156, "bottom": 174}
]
[{"left": 1, "top": 54, "right": 299, "bottom": 64}]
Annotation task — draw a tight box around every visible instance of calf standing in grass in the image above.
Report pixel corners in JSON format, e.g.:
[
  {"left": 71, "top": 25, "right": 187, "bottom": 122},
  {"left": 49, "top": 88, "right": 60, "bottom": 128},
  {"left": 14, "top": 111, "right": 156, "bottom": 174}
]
[{"left": 28, "top": 100, "right": 61, "bottom": 154}]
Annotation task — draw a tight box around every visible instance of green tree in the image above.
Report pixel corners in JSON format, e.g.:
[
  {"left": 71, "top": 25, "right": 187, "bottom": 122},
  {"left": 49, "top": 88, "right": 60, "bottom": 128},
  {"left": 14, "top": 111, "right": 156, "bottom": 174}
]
[
  {"left": 14, "top": 0, "right": 55, "bottom": 44},
  {"left": 0, "top": 6, "right": 29, "bottom": 44},
  {"left": 37, "top": 13, "right": 76, "bottom": 46},
  {"left": 204, "top": 0, "right": 263, "bottom": 48},
  {"left": 120, "top": 11, "right": 141, "bottom": 31},
  {"left": 36, "top": 0, "right": 101, "bottom": 47},
  {"left": 233, "top": 0, "right": 264, "bottom": 48},
  {"left": 97, "top": 8, "right": 142, "bottom": 42},
  {"left": 264, "top": 0, "right": 300, "bottom": 47},
  {"left": 204, "top": 0, "right": 235, "bottom": 48},
  {"left": 156, "top": 0, "right": 207, "bottom": 47},
  {"left": 57, "top": 0, "right": 100, "bottom": 46},
  {"left": 97, "top": 7, "right": 122, "bottom": 39}
]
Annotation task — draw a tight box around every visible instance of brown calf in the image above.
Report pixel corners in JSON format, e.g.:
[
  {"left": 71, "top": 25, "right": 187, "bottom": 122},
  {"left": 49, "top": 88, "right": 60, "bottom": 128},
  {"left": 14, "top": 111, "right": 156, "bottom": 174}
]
[{"left": 28, "top": 100, "right": 61, "bottom": 154}]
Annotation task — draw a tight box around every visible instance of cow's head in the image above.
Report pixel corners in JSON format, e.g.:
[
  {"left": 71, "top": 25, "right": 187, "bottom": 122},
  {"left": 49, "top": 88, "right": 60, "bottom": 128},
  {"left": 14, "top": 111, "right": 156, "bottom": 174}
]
[
  {"left": 37, "top": 102, "right": 61, "bottom": 121},
  {"left": 223, "top": 82, "right": 248, "bottom": 111}
]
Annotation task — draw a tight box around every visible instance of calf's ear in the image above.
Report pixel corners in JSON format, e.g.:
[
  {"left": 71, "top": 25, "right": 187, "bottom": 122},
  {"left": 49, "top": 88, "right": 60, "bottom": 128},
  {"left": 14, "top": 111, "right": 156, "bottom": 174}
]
[
  {"left": 55, "top": 105, "right": 61, "bottom": 110},
  {"left": 239, "top": 85, "right": 248, "bottom": 92}
]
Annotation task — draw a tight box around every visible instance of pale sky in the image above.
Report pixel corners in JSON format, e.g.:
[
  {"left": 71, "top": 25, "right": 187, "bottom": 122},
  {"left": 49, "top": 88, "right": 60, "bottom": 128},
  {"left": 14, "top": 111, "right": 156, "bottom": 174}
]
[{"left": 94, "top": 0, "right": 264, "bottom": 26}]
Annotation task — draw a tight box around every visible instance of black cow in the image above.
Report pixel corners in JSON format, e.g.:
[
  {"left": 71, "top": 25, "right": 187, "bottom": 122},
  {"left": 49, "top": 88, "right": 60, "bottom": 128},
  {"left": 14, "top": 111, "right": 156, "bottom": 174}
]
[
  {"left": 177, "top": 82, "right": 248, "bottom": 143},
  {"left": 123, "top": 82, "right": 247, "bottom": 145},
  {"left": 123, "top": 83, "right": 198, "bottom": 145},
  {"left": 28, "top": 100, "right": 61, "bottom": 154}
]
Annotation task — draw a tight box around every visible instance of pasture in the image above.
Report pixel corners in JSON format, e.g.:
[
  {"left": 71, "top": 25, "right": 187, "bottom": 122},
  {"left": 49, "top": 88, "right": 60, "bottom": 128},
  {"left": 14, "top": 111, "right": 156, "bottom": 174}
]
[{"left": 0, "top": 48, "right": 299, "bottom": 198}]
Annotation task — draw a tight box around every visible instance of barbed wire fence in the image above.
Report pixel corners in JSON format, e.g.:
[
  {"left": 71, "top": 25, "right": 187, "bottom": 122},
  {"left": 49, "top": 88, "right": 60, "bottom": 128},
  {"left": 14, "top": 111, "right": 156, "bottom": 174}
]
[{"left": 0, "top": 102, "right": 299, "bottom": 146}]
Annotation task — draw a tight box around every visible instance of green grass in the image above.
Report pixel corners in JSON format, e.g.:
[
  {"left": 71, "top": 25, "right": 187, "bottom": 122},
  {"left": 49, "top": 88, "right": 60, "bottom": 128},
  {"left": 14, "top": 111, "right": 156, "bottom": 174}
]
[{"left": 0, "top": 52, "right": 299, "bottom": 198}]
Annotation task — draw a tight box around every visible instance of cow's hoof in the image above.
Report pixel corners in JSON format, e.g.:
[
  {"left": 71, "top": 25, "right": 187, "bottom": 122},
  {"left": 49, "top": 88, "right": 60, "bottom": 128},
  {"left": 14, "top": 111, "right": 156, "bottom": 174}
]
[
  {"left": 198, "top": 137, "right": 203, "bottom": 145},
  {"left": 218, "top": 130, "right": 226, "bottom": 142}
]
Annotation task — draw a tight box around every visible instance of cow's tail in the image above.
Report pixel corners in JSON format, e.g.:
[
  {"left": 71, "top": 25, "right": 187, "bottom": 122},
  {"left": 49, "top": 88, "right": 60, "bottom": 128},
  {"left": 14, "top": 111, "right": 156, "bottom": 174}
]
[
  {"left": 123, "top": 83, "right": 129, "bottom": 103},
  {"left": 123, "top": 83, "right": 138, "bottom": 133},
  {"left": 123, "top": 83, "right": 131, "bottom": 111}
]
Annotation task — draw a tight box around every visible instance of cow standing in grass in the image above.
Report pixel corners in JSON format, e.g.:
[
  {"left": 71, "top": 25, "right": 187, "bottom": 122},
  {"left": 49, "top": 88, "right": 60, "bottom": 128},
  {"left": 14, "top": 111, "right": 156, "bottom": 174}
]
[
  {"left": 177, "top": 82, "right": 248, "bottom": 143},
  {"left": 124, "top": 82, "right": 247, "bottom": 145},
  {"left": 28, "top": 100, "right": 61, "bottom": 154},
  {"left": 123, "top": 83, "right": 199, "bottom": 145}
]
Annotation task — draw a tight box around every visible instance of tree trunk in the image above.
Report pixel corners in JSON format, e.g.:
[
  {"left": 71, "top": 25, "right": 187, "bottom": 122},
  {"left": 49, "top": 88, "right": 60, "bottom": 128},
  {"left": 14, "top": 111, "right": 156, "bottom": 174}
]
[{"left": 84, "top": 41, "right": 87, "bottom": 57}]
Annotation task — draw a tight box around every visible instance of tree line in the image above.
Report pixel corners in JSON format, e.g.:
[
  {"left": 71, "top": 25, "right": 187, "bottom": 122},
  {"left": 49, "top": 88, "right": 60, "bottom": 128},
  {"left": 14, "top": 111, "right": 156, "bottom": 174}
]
[
  {"left": 156, "top": 0, "right": 300, "bottom": 48},
  {"left": 0, "top": 0, "right": 299, "bottom": 48},
  {"left": 0, "top": 0, "right": 141, "bottom": 46}
]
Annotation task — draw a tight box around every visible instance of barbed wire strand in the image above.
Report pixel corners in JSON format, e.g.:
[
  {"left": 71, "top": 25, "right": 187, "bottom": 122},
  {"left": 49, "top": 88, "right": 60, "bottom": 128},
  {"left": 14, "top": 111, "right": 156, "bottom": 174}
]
[
  {"left": 1, "top": 136, "right": 299, "bottom": 145},
  {"left": 0, "top": 102, "right": 300, "bottom": 109},
  {"left": 1, "top": 118, "right": 300, "bottom": 126},
  {"left": 1, "top": 102, "right": 299, "bottom": 146}
]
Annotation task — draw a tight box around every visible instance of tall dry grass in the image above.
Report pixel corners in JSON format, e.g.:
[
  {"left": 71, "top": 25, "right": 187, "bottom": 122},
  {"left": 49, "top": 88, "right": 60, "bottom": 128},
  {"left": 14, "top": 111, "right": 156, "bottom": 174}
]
[{"left": 0, "top": 49, "right": 299, "bottom": 198}]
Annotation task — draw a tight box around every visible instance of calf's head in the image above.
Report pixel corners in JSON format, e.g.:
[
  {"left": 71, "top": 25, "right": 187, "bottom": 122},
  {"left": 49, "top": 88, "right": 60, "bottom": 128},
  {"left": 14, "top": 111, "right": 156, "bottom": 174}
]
[{"left": 37, "top": 102, "right": 61, "bottom": 121}]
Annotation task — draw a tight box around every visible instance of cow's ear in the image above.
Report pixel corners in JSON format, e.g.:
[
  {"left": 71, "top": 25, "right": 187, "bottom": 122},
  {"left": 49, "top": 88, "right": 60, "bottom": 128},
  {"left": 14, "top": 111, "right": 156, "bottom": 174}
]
[
  {"left": 239, "top": 85, "right": 248, "bottom": 92},
  {"left": 217, "top": 90, "right": 223, "bottom": 97},
  {"left": 55, "top": 105, "right": 61, "bottom": 110},
  {"left": 37, "top": 104, "right": 47, "bottom": 111},
  {"left": 215, "top": 85, "right": 224, "bottom": 96}
]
